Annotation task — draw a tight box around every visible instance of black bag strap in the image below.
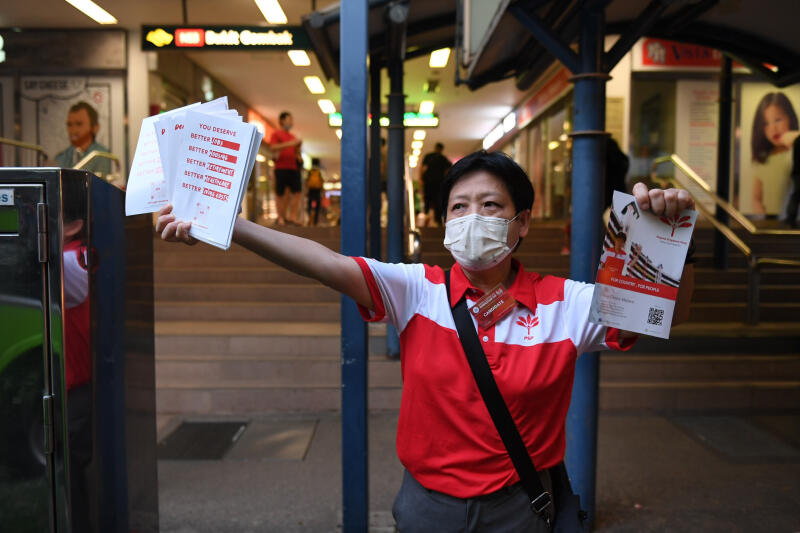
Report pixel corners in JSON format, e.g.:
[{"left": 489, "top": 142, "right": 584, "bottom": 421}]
[{"left": 445, "top": 270, "right": 552, "bottom": 517}]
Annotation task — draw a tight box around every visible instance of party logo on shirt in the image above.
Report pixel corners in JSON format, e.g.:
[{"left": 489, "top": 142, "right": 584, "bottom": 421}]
[{"left": 516, "top": 314, "right": 539, "bottom": 341}]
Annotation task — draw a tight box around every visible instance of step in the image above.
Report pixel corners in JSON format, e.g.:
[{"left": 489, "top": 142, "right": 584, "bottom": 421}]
[
  {"left": 155, "top": 301, "right": 340, "bottom": 321},
  {"left": 155, "top": 267, "right": 312, "bottom": 284},
  {"left": 154, "top": 321, "right": 388, "bottom": 356},
  {"left": 600, "top": 354, "right": 800, "bottom": 381},
  {"left": 599, "top": 380, "right": 800, "bottom": 410},
  {"left": 154, "top": 283, "right": 338, "bottom": 302},
  {"left": 156, "top": 356, "right": 402, "bottom": 388},
  {"left": 688, "top": 302, "right": 800, "bottom": 322},
  {"left": 691, "top": 285, "right": 800, "bottom": 303},
  {"left": 155, "top": 379, "right": 800, "bottom": 414},
  {"left": 156, "top": 386, "right": 402, "bottom": 414}
]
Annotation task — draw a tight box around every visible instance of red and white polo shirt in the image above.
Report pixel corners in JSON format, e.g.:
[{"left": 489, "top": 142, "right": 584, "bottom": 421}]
[{"left": 353, "top": 257, "right": 635, "bottom": 499}]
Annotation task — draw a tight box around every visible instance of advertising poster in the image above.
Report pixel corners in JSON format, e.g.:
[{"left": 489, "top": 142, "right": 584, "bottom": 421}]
[
  {"left": 739, "top": 82, "right": 800, "bottom": 216},
  {"left": 675, "top": 80, "right": 719, "bottom": 211},
  {"left": 20, "top": 76, "right": 125, "bottom": 174}
]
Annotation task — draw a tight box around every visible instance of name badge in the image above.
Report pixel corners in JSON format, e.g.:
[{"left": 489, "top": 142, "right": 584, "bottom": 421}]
[{"left": 471, "top": 284, "right": 517, "bottom": 329}]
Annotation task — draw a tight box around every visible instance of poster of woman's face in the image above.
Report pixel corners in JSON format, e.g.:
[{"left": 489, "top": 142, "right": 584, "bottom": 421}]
[{"left": 739, "top": 83, "right": 800, "bottom": 216}]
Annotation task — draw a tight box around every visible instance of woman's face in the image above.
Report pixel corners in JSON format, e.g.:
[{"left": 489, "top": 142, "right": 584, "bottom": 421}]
[
  {"left": 763, "top": 104, "right": 791, "bottom": 146},
  {"left": 445, "top": 170, "right": 530, "bottom": 248}
]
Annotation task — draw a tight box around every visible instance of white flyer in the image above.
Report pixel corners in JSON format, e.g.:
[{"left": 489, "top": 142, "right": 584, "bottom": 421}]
[
  {"left": 588, "top": 191, "right": 697, "bottom": 339},
  {"left": 125, "top": 104, "right": 199, "bottom": 215},
  {"left": 170, "top": 110, "right": 261, "bottom": 250}
]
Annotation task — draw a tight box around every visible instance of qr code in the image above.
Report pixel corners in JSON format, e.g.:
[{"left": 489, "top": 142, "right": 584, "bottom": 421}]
[{"left": 647, "top": 307, "right": 664, "bottom": 326}]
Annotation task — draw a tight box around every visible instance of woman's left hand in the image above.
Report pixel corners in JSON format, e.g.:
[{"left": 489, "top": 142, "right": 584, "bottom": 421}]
[{"left": 632, "top": 182, "right": 695, "bottom": 217}]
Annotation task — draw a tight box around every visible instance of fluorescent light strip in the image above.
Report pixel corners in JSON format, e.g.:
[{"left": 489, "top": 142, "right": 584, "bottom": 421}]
[
  {"left": 419, "top": 101, "right": 435, "bottom": 115},
  {"left": 64, "top": 0, "right": 117, "bottom": 24},
  {"left": 411, "top": 140, "right": 423, "bottom": 150},
  {"left": 413, "top": 130, "right": 426, "bottom": 141},
  {"left": 254, "top": 0, "right": 288, "bottom": 24},
  {"left": 287, "top": 50, "right": 311, "bottom": 66},
  {"left": 317, "top": 99, "right": 336, "bottom": 114},
  {"left": 429, "top": 48, "right": 451, "bottom": 68},
  {"left": 303, "top": 76, "right": 326, "bottom": 94}
]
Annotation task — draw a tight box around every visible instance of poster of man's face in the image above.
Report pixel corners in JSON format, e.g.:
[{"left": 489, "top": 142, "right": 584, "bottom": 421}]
[
  {"left": 739, "top": 83, "right": 800, "bottom": 216},
  {"left": 20, "top": 77, "right": 111, "bottom": 165}
]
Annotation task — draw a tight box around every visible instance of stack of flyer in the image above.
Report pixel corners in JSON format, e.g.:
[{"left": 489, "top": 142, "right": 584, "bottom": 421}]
[
  {"left": 589, "top": 191, "right": 697, "bottom": 339},
  {"left": 125, "top": 97, "right": 263, "bottom": 249}
]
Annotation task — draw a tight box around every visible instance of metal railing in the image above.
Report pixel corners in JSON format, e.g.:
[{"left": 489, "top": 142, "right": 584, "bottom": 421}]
[
  {"left": 404, "top": 160, "right": 421, "bottom": 262},
  {"left": 0, "top": 137, "right": 49, "bottom": 166},
  {"left": 73, "top": 150, "right": 121, "bottom": 173},
  {"left": 652, "top": 154, "right": 800, "bottom": 324}
]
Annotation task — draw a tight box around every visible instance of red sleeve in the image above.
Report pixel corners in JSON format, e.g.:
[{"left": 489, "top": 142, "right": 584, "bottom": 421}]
[
  {"left": 269, "top": 131, "right": 280, "bottom": 145},
  {"left": 605, "top": 328, "right": 637, "bottom": 351},
  {"left": 352, "top": 257, "right": 386, "bottom": 322}
]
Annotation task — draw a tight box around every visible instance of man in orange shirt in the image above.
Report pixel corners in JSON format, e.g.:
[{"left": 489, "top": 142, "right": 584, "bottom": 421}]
[{"left": 269, "top": 111, "right": 303, "bottom": 225}]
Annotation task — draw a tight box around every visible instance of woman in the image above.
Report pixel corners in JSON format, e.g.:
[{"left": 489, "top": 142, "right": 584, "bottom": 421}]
[{"left": 157, "top": 151, "right": 695, "bottom": 532}]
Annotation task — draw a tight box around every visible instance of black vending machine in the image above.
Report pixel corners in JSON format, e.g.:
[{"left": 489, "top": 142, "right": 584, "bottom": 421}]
[{"left": 0, "top": 168, "right": 158, "bottom": 532}]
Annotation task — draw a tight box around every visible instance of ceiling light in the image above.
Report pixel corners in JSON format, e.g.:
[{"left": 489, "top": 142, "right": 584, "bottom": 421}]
[
  {"left": 303, "top": 76, "right": 326, "bottom": 94},
  {"left": 287, "top": 50, "right": 311, "bottom": 66},
  {"left": 64, "top": 0, "right": 117, "bottom": 24},
  {"left": 548, "top": 141, "right": 560, "bottom": 150},
  {"left": 503, "top": 112, "right": 516, "bottom": 133},
  {"left": 254, "top": 0, "right": 288, "bottom": 24},
  {"left": 429, "top": 48, "right": 451, "bottom": 68},
  {"left": 317, "top": 99, "right": 336, "bottom": 114},
  {"left": 256, "top": 154, "right": 267, "bottom": 162},
  {"left": 419, "top": 101, "right": 435, "bottom": 115},
  {"left": 409, "top": 156, "right": 419, "bottom": 168},
  {"left": 335, "top": 129, "right": 342, "bottom": 139},
  {"left": 411, "top": 140, "right": 423, "bottom": 150},
  {"left": 413, "top": 130, "right": 426, "bottom": 141},
  {"left": 412, "top": 148, "right": 421, "bottom": 157}
]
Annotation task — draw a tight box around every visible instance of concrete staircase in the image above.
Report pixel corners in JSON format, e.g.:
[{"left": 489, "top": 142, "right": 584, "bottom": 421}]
[{"left": 153, "top": 220, "right": 800, "bottom": 416}]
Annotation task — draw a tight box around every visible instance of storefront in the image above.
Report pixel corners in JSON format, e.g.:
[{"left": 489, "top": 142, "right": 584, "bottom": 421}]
[{"left": 482, "top": 36, "right": 799, "bottom": 222}]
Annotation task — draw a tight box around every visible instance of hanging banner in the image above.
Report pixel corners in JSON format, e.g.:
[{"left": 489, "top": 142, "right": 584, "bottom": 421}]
[
  {"left": 674, "top": 80, "right": 719, "bottom": 211},
  {"left": 633, "top": 38, "right": 749, "bottom": 72}
]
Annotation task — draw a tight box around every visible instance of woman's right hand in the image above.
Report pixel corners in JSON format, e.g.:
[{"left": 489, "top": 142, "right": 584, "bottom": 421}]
[{"left": 155, "top": 204, "right": 197, "bottom": 245}]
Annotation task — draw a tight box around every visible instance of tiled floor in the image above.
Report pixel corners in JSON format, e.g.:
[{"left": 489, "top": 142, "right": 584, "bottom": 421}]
[{"left": 156, "top": 410, "right": 800, "bottom": 533}]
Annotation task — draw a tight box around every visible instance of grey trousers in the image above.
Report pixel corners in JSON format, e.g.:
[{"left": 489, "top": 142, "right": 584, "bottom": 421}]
[{"left": 392, "top": 470, "right": 553, "bottom": 533}]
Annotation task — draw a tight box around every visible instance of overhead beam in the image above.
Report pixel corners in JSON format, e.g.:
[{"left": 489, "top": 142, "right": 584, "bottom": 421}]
[
  {"left": 509, "top": 2, "right": 582, "bottom": 73},
  {"left": 516, "top": 0, "right": 585, "bottom": 90},
  {"left": 604, "top": 0, "right": 672, "bottom": 72},
  {"left": 661, "top": 0, "right": 719, "bottom": 35}
]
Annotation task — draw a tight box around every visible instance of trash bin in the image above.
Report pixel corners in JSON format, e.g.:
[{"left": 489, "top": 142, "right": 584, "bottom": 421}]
[{"left": 0, "top": 168, "right": 158, "bottom": 532}]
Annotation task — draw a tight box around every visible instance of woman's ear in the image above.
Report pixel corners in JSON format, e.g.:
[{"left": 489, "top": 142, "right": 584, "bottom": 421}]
[
  {"left": 64, "top": 219, "right": 84, "bottom": 240},
  {"left": 517, "top": 209, "right": 532, "bottom": 238}
]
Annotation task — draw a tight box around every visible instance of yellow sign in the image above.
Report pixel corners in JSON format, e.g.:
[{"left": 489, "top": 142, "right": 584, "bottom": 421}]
[{"left": 146, "top": 28, "right": 174, "bottom": 48}]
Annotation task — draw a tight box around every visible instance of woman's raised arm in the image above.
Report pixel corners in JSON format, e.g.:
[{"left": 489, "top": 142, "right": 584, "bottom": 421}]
[{"left": 155, "top": 205, "right": 373, "bottom": 310}]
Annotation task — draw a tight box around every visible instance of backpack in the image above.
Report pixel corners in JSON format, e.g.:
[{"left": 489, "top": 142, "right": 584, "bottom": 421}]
[{"left": 307, "top": 168, "right": 323, "bottom": 189}]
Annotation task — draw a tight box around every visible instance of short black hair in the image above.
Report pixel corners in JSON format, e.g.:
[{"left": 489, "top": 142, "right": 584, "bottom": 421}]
[
  {"left": 439, "top": 150, "right": 534, "bottom": 222},
  {"left": 279, "top": 111, "right": 291, "bottom": 122},
  {"left": 435, "top": 142, "right": 444, "bottom": 151}
]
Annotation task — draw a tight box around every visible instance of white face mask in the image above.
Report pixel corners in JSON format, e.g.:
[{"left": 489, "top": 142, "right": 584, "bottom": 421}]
[{"left": 443, "top": 213, "right": 519, "bottom": 271}]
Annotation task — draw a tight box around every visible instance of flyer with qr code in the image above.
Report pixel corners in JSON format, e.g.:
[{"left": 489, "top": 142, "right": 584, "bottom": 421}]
[{"left": 588, "top": 191, "right": 697, "bottom": 339}]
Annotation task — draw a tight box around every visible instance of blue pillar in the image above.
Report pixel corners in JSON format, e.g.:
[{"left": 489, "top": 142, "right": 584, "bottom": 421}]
[
  {"left": 714, "top": 55, "right": 733, "bottom": 269},
  {"left": 565, "top": 2, "right": 606, "bottom": 528},
  {"left": 369, "top": 57, "right": 383, "bottom": 260},
  {"left": 339, "top": 1, "right": 369, "bottom": 531},
  {"left": 385, "top": 53, "right": 404, "bottom": 357}
]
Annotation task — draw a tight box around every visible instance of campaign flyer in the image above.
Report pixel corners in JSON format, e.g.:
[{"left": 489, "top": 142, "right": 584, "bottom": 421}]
[{"left": 588, "top": 191, "right": 697, "bottom": 339}]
